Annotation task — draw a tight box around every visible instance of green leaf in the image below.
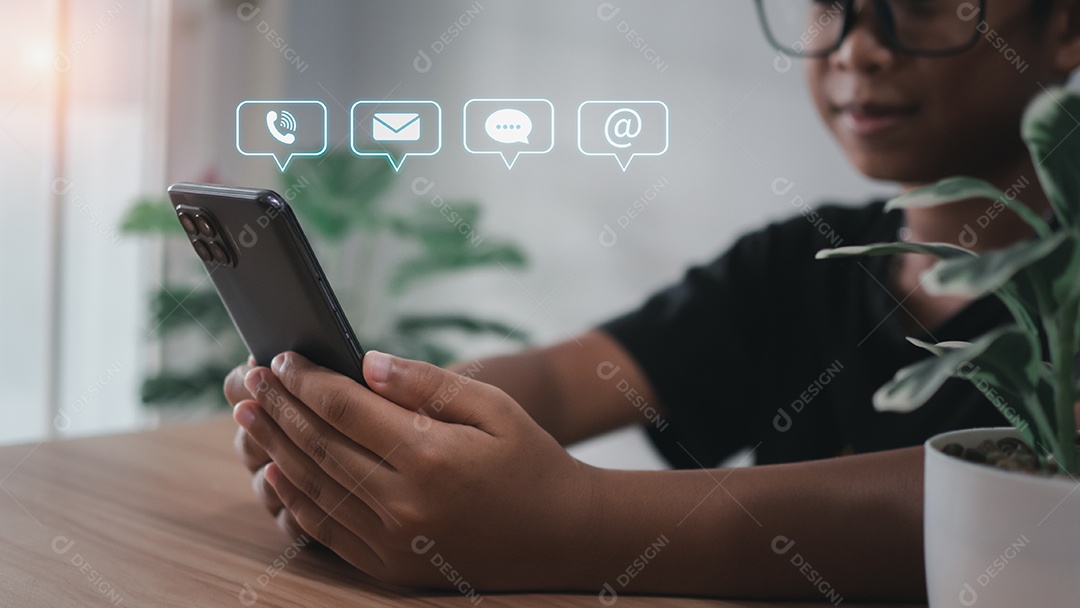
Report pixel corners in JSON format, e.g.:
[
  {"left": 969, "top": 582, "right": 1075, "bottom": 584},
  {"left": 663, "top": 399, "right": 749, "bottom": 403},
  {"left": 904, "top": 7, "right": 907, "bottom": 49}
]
[
  {"left": 121, "top": 197, "right": 182, "bottom": 235},
  {"left": 873, "top": 326, "right": 1036, "bottom": 413},
  {"left": 921, "top": 232, "right": 1069, "bottom": 299},
  {"left": 816, "top": 241, "right": 974, "bottom": 260},
  {"left": 884, "top": 177, "right": 1051, "bottom": 237},
  {"left": 906, "top": 336, "right": 970, "bottom": 356},
  {"left": 281, "top": 151, "right": 398, "bottom": 240},
  {"left": 140, "top": 362, "right": 237, "bottom": 405},
  {"left": 995, "top": 281, "right": 1042, "bottom": 340},
  {"left": 1042, "top": 236, "right": 1080, "bottom": 306},
  {"left": 370, "top": 335, "right": 457, "bottom": 367},
  {"left": 149, "top": 286, "right": 234, "bottom": 336},
  {"left": 396, "top": 314, "right": 530, "bottom": 343},
  {"left": 401, "top": 340, "right": 457, "bottom": 367},
  {"left": 1021, "top": 87, "right": 1080, "bottom": 228},
  {"left": 389, "top": 242, "right": 527, "bottom": 294},
  {"left": 386, "top": 201, "right": 486, "bottom": 248},
  {"left": 893, "top": 340, "right": 1051, "bottom": 457}
]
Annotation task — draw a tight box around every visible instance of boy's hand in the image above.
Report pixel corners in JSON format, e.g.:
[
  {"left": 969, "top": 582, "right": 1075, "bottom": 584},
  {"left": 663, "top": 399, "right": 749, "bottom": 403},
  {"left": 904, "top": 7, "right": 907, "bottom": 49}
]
[
  {"left": 232, "top": 351, "right": 599, "bottom": 589},
  {"left": 225, "top": 357, "right": 267, "bottom": 470},
  {"left": 225, "top": 357, "right": 301, "bottom": 536}
]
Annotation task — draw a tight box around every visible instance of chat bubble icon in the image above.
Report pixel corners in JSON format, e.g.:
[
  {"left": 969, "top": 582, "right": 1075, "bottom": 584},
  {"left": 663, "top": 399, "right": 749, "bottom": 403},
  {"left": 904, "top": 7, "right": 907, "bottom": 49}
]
[
  {"left": 577, "top": 100, "right": 669, "bottom": 171},
  {"left": 464, "top": 99, "right": 554, "bottom": 169},
  {"left": 484, "top": 108, "right": 532, "bottom": 144},
  {"left": 235, "top": 100, "right": 328, "bottom": 171},
  {"left": 350, "top": 100, "right": 442, "bottom": 171}
]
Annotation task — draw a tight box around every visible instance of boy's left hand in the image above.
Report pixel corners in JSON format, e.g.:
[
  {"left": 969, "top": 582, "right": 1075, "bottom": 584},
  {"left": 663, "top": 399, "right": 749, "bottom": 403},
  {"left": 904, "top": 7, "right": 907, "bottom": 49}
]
[{"left": 233, "top": 351, "right": 599, "bottom": 590}]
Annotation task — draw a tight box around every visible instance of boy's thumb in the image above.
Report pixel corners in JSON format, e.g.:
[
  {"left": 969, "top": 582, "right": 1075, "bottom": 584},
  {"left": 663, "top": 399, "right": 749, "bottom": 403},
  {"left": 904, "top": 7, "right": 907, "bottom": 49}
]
[{"left": 363, "top": 350, "right": 490, "bottom": 428}]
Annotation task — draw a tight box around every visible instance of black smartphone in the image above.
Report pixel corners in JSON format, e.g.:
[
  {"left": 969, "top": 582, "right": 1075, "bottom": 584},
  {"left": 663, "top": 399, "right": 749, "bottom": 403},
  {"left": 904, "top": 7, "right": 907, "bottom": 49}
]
[{"left": 166, "top": 182, "right": 366, "bottom": 385}]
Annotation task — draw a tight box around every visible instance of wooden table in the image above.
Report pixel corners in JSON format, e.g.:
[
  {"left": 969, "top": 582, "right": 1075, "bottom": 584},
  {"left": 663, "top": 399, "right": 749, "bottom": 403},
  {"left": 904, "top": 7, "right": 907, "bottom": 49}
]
[{"left": 0, "top": 415, "right": 928, "bottom": 607}]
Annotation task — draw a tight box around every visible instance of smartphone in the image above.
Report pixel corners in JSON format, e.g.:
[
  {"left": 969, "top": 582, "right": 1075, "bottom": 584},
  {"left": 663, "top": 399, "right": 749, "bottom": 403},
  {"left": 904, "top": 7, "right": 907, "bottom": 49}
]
[{"left": 166, "top": 183, "right": 366, "bottom": 385}]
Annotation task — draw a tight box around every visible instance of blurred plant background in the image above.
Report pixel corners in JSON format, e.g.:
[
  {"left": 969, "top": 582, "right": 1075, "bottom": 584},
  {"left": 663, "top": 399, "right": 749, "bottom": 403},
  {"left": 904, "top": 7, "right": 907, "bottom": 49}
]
[{"left": 121, "top": 152, "right": 530, "bottom": 407}]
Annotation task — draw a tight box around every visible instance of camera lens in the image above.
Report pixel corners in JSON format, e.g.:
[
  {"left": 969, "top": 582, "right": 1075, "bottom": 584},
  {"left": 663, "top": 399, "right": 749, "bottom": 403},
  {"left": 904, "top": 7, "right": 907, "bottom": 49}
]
[
  {"left": 195, "top": 215, "right": 216, "bottom": 238},
  {"left": 192, "top": 239, "right": 213, "bottom": 263},
  {"left": 178, "top": 212, "right": 197, "bottom": 236},
  {"left": 209, "top": 242, "right": 229, "bottom": 265}
]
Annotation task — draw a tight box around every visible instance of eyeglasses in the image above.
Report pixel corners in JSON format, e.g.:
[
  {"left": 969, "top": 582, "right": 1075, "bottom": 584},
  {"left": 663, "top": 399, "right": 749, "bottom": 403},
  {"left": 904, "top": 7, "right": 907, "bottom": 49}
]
[{"left": 754, "top": 0, "right": 987, "bottom": 58}]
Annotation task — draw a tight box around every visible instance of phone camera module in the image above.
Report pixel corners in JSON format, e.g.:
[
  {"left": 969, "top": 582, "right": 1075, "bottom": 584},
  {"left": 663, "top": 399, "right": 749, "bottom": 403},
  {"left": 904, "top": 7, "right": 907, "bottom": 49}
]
[
  {"left": 195, "top": 215, "right": 216, "bottom": 238},
  {"left": 192, "top": 239, "right": 213, "bottom": 263},
  {"left": 178, "top": 212, "right": 197, "bottom": 236},
  {"left": 208, "top": 242, "right": 230, "bottom": 265}
]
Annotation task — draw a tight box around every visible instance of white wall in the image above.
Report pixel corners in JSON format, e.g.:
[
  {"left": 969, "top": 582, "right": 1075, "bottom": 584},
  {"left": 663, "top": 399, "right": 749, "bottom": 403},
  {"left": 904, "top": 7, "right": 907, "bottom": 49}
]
[{"left": 1, "top": 0, "right": 165, "bottom": 444}]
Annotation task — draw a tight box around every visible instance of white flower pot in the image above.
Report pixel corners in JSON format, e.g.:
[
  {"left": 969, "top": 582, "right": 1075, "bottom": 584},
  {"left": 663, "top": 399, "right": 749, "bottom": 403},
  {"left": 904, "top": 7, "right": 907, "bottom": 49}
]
[{"left": 924, "top": 428, "right": 1080, "bottom": 607}]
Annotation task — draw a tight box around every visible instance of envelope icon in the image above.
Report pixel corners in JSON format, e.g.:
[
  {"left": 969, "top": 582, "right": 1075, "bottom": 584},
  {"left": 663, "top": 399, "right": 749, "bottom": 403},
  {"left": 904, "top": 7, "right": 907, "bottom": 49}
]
[{"left": 373, "top": 112, "right": 421, "bottom": 142}]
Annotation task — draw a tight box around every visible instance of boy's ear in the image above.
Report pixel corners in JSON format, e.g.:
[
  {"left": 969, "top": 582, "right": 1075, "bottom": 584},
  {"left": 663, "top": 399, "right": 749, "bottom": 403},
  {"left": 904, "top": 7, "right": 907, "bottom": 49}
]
[{"left": 1052, "top": 0, "right": 1080, "bottom": 75}]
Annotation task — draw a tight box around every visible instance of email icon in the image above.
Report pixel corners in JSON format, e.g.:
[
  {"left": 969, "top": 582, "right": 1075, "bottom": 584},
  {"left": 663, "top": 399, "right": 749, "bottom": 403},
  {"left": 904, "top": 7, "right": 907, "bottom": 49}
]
[
  {"left": 351, "top": 100, "right": 441, "bottom": 171},
  {"left": 373, "top": 112, "right": 421, "bottom": 142}
]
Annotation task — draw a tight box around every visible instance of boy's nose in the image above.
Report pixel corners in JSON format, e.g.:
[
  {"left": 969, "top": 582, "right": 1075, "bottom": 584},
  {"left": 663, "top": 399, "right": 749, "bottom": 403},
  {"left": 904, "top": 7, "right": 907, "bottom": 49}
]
[{"left": 831, "top": 0, "right": 898, "bottom": 73}]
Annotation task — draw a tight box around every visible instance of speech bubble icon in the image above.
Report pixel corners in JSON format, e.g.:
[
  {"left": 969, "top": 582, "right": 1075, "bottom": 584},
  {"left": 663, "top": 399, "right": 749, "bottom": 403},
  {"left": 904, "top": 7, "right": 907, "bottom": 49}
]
[
  {"left": 235, "top": 100, "right": 328, "bottom": 172},
  {"left": 464, "top": 99, "right": 553, "bottom": 169},
  {"left": 484, "top": 109, "right": 532, "bottom": 144},
  {"left": 350, "top": 100, "right": 442, "bottom": 171},
  {"left": 577, "top": 100, "right": 669, "bottom": 171}
]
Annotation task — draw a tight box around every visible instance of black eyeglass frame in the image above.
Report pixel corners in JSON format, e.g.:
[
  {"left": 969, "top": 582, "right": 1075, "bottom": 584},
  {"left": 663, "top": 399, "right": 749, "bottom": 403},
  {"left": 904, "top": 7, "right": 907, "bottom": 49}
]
[{"left": 753, "top": 0, "right": 989, "bottom": 58}]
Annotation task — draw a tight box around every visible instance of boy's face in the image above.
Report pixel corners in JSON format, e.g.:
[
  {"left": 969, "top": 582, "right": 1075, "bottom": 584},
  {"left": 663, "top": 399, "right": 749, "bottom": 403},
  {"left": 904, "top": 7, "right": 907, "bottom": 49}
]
[{"left": 807, "top": 1, "right": 1058, "bottom": 186}]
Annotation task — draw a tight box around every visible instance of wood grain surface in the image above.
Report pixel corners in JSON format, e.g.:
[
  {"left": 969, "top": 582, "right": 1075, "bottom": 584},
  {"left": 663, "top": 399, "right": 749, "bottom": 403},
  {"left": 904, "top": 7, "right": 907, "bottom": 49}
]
[{"left": 0, "top": 415, "right": 927, "bottom": 607}]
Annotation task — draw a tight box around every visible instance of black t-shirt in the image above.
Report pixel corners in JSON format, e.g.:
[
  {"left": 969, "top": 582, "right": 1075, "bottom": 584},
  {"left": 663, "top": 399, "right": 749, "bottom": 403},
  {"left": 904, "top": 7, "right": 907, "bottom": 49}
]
[{"left": 600, "top": 200, "right": 1013, "bottom": 468}]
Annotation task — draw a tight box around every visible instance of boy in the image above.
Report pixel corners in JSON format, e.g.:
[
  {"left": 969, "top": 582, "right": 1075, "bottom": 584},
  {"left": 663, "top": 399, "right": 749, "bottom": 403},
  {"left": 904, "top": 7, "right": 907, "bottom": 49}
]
[{"left": 225, "top": 0, "right": 1080, "bottom": 601}]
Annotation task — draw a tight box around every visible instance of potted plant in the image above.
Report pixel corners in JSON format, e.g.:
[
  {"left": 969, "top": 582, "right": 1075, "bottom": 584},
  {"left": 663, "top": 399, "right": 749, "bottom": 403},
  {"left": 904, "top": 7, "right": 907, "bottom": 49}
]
[{"left": 817, "top": 87, "right": 1080, "bottom": 607}]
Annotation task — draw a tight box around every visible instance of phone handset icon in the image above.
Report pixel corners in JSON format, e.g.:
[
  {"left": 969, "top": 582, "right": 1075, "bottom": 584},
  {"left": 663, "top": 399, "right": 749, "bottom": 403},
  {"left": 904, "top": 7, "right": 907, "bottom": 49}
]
[{"left": 265, "top": 110, "right": 296, "bottom": 145}]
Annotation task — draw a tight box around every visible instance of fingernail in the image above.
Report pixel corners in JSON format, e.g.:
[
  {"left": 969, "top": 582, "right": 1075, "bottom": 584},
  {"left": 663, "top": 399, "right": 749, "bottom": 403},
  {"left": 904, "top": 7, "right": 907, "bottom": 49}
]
[
  {"left": 234, "top": 404, "right": 255, "bottom": 429},
  {"left": 244, "top": 367, "right": 261, "bottom": 394},
  {"left": 366, "top": 350, "right": 392, "bottom": 384},
  {"left": 271, "top": 353, "right": 286, "bottom": 375},
  {"left": 263, "top": 462, "right": 280, "bottom": 486}
]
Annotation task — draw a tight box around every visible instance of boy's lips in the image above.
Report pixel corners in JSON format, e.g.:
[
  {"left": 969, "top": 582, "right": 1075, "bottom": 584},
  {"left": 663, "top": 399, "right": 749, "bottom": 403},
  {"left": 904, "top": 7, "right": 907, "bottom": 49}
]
[{"left": 833, "top": 102, "right": 920, "bottom": 137}]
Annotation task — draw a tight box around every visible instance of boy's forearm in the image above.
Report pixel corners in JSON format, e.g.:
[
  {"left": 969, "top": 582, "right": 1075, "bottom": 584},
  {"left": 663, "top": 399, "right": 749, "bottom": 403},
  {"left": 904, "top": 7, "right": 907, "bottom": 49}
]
[
  {"left": 448, "top": 331, "right": 664, "bottom": 446},
  {"left": 571, "top": 446, "right": 926, "bottom": 602}
]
